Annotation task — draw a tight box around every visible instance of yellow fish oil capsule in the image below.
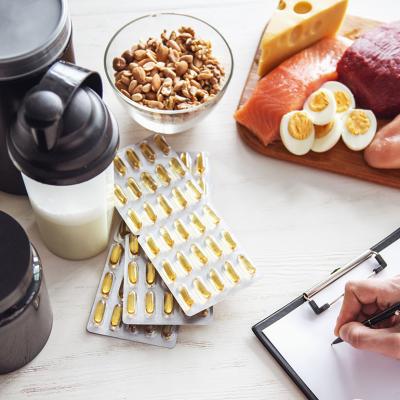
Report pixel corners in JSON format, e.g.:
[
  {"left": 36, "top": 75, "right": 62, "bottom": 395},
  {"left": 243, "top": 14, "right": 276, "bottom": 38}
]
[
  {"left": 145, "top": 291, "right": 155, "bottom": 314},
  {"left": 203, "top": 205, "right": 220, "bottom": 225},
  {"left": 146, "top": 261, "right": 156, "bottom": 285},
  {"left": 238, "top": 255, "right": 256, "bottom": 276},
  {"left": 101, "top": 272, "right": 113, "bottom": 296},
  {"left": 128, "top": 209, "right": 142, "bottom": 231},
  {"left": 190, "top": 212, "right": 206, "bottom": 234},
  {"left": 176, "top": 251, "right": 192, "bottom": 274},
  {"left": 180, "top": 151, "right": 191, "bottom": 170},
  {"left": 140, "top": 172, "right": 158, "bottom": 193},
  {"left": 127, "top": 177, "right": 142, "bottom": 199},
  {"left": 222, "top": 231, "right": 237, "bottom": 250},
  {"left": 118, "top": 220, "right": 129, "bottom": 238},
  {"left": 162, "top": 325, "right": 174, "bottom": 339},
  {"left": 209, "top": 269, "right": 225, "bottom": 292},
  {"left": 128, "top": 261, "right": 138, "bottom": 284},
  {"left": 174, "top": 219, "right": 190, "bottom": 241},
  {"left": 109, "top": 243, "right": 123, "bottom": 266},
  {"left": 169, "top": 157, "right": 186, "bottom": 177},
  {"left": 194, "top": 278, "right": 212, "bottom": 299},
  {"left": 93, "top": 299, "right": 106, "bottom": 324},
  {"left": 140, "top": 142, "right": 156, "bottom": 163},
  {"left": 197, "top": 177, "right": 205, "bottom": 193},
  {"left": 154, "top": 134, "right": 171, "bottom": 155},
  {"left": 205, "top": 236, "right": 223, "bottom": 258},
  {"left": 191, "top": 244, "right": 208, "bottom": 266},
  {"left": 113, "top": 156, "right": 127, "bottom": 176},
  {"left": 163, "top": 292, "right": 174, "bottom": 315},
  {"left": 127, "top": 290, "right": 137, "bottom": 315},
  {"left": 114, "top": 184, "right": 128, "bottom": 205},
  {"left": 157, "top": 195, "right": 173, "bottom": 216},
  {"left": 118, "top": 279, "right": 124, "bottom": 300},
  {"left": 195, "top": 152, "right": 206, "bottom": 175},
  {"left": 179, "top": 286, "right": 194, "bottom": 309},
  {"left": 125, "top": 148, "right": 141, "bottom": 170},
  {"left": 146, "top": 236, "right": 160, "bottom": 257},
  {"left": 129, "top": 234, "right": 139, "bottom": 255},
  {"left": 172, "top": 187, "right": 188, "bottom": 209},
  {"left": 224, "top": 261, "right": 240, "bottom": 284},
  {"left": 144, "top": 325, "right": 155, "bottom": 336},
  {"left": 162, "top": 260, "right": 176, "bottom": 282},
  {"left": 160, "top": 227, "right": 174, "bottom": 248},
  {"left": 143, "top": 202, "right": 157, "bottom": 223},
  {"left": 110, "top": 304, "right": 122, "bottom": 328},
  {"left": 186, "top": 180, "right": 202, "bottom": 200},
  {"left": 155, "top": 164, "right": 171, "bottom": 186}
]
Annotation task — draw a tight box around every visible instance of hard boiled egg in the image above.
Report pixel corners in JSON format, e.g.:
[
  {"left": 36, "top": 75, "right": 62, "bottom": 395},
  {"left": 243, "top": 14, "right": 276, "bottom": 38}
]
[
  {"left": 311, "top": 116, "right": 342, "bottom": 153},
  {"left": 342, "top": 109, "right": 377, "bottom": 151},
  {"left": 304, "top": 88, "right": 337, "bottom": 125},
  {"left": 280, "top": 110, "right": 315, "bottom": 156},
  {"left": 321, "top": 81, "right": 355, "bottom": 114}
]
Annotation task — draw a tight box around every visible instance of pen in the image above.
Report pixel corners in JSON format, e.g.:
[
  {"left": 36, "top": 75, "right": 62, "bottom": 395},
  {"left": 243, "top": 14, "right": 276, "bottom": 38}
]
[{"left": 331, "top": 302, "right": 400, "bottom": 345}]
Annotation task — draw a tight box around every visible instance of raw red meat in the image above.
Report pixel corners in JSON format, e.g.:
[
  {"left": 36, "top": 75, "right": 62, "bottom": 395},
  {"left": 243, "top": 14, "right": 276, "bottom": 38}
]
[{"left": 337, "top": 21, "right": 400, "bottom": 119}]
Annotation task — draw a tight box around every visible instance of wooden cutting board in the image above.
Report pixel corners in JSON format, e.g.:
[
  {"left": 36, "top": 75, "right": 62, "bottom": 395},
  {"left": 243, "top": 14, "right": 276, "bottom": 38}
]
[{"left": 236, "top": 15, "right": 400, "bottom": 189}]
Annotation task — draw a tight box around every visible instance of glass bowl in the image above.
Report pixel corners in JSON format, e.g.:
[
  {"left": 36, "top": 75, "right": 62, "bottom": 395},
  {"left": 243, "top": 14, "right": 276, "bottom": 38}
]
[{"left": 104, "top": 13, "right": 233, "bottom": 134}]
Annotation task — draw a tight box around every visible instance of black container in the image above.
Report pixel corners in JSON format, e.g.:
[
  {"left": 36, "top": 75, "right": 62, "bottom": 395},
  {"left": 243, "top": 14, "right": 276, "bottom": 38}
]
[
  {"left": 0, "top": 0, "right": 75, "bottom": 195},
  {"left": 0, "top": 211, "right": 52, "bottom": 374}
]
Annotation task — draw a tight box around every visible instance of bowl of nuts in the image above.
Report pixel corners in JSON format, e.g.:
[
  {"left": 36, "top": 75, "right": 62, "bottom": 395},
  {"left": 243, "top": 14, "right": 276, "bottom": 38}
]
[{"left": 104, "top": 13, "right": 233, "bottom": 134}]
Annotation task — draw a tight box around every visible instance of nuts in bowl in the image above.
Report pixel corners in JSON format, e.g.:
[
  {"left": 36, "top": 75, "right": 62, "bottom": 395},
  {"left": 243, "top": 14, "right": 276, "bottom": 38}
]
[{"left": 104, "top": 13, "right": 233, "bottom": 134}]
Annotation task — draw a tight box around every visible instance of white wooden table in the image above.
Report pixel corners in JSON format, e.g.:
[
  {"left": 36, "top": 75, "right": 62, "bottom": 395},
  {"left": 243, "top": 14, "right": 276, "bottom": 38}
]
[{"left": 0, "top": 1, "right": 398, "bottom": 398}]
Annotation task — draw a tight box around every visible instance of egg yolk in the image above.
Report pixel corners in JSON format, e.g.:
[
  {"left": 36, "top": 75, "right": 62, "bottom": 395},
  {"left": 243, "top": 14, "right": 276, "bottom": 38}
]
[
  {"left": 346, "top": 110, "right": 370, "bottom": 135},
  {"left": 334, "top": 91, "right": 351, "bottom": 113},
  {"left": 309, "top": 91, "right": 329, "bottom": 112},
  {"left": 315, "top": 121, "right": 334, "bottom": 139},
  {"left": 288, "top": 112, "right": 313, "bottom": 140}
]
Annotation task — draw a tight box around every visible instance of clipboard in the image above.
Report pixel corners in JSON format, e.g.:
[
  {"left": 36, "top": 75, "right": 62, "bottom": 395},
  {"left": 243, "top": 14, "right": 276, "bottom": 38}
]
[{"left": 252, "top": 227, "right": 400, "bottom": 400}]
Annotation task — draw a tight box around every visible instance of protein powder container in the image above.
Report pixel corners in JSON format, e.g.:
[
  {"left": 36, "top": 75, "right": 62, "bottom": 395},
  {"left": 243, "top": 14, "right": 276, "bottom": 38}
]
[
  {"left": 8, "top": 61, "right": 119, "bottom": 260},
  {"left": 0, "top": 0, "right": 75, "bottom": 195},
  {"left": 0, "top": 211, "right": 52, "bottom": 374}
]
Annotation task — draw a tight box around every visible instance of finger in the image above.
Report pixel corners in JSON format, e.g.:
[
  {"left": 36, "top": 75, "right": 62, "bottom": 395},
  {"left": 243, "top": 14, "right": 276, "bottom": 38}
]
[
  {"left": 362, "top": 302, "right": 379, "bottom": 316},
  {"left": 339, "top": 322, "right": 400, "bottom": 359},
  {"left": 334, "top": 277, "right": 400, "bottom": 336}
]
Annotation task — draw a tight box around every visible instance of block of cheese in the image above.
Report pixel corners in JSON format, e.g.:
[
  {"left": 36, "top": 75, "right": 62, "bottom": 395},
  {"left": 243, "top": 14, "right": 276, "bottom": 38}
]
[{"left": 258, "top": 0, "right": 348, "bottom": 77}]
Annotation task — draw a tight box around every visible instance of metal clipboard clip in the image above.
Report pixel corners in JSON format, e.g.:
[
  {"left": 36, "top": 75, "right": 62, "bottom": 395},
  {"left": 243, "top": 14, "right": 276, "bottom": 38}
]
[{"left": 303, "top": 250, "right": 387, "bottom": 315}]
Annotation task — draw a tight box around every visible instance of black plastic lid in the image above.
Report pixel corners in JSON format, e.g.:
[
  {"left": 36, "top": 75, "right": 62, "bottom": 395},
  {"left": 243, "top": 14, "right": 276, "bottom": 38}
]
[
  {"left": 0, "top": 0, "right": 71, "bottom": 81},
  {"left": 0, "top": 211, "right": 33, "bottom": 314},
  {"left": 8, "top": 62, "right": 119, "bottom": 186}
]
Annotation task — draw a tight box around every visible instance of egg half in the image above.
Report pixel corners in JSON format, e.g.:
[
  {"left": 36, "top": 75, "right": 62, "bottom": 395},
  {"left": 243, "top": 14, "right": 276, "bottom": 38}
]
[
  {"left": 321, "top": 81, "right": 356, "bottom": 114},
  {"left": 280, "top": 110, "right": 315, "bottom": 156},
  {"left": 311, "top": 116, "right": 342, "bottom": 153},
  {"left": 342, "top": 109, "right": 377, "bottom": 151},
  {"left": 304, "top": 88, "right": 337, "bottom": 125}
]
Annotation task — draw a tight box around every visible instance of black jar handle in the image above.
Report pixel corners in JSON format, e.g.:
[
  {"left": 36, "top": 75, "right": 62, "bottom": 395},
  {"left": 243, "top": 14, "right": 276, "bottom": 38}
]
[{"left": 23, "top": 61, "right": 102, "bottom": 151}]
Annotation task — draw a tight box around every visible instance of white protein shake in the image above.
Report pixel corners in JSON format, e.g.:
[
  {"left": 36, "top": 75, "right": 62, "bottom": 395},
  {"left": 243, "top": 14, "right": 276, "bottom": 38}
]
[{"left": 23, "top": 164, "right": 115, "bottom": 260}]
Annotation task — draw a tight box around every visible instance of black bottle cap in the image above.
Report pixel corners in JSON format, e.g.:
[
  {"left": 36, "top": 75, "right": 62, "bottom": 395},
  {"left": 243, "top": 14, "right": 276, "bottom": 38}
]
[
  {"left": 0, "top": 0, "right": 72, "bottom": 80},
  {"left": 0, "top": 211, "right": 33, "bottom": 314},
  {"left": 8, "top": 61, "right": 119, "bottom": 186}
]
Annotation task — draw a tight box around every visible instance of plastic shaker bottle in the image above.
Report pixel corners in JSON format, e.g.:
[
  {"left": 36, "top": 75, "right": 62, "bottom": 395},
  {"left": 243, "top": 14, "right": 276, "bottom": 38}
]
[{"left": 8, "top": 62, "right": 119, "bottom": 260}]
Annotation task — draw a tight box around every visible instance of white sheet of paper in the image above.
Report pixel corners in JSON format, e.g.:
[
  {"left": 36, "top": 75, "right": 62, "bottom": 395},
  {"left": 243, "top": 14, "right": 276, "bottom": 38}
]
[{"left": 263, "top": 238, "right": 400, "bottom": 400}]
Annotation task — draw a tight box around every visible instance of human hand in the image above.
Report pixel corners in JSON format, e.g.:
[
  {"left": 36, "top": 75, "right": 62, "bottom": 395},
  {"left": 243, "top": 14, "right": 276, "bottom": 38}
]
[{"left": 334, "top": 276, "right": 400, "bottom": 359}]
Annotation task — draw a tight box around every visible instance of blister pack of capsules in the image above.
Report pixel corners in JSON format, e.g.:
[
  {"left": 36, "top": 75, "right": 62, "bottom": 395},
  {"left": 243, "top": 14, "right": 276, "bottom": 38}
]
[
  {"left": 123, "top": 232, "right": 213, "bottom": 325},
  {"left": 121, "top": 151, "right": 212, "bottom": 325},
  {"left": 113, "top": 135, "right": 209, "bottom": 237},
  {"left": 113, "top": 134, "right": 257, "bottom": 317},
  {"left": 86, "top": 229, "right": 178, "bottom": 348}
]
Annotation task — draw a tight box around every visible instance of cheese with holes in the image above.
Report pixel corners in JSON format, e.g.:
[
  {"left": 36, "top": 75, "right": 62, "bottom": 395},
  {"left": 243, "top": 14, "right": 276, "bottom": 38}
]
[{"left": 258, "top": 0, "right": 348, "bottom": 77}]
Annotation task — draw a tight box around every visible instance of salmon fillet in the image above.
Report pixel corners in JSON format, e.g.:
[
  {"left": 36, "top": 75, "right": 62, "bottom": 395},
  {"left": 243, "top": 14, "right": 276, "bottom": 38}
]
[{"left": 235, "top": 37, "right": 351, "bottom": 146}]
